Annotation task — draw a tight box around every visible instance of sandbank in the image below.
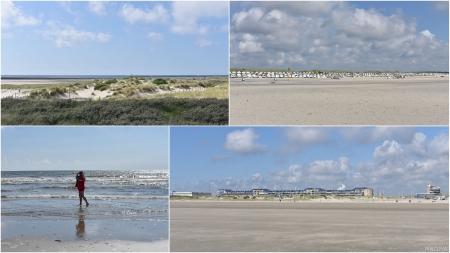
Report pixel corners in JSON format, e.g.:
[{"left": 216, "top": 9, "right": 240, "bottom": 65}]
[
  {"left": 1, "top": 79, "right": 94, "bottom": 85},
  {"left": 170, "top": 200, "right": 449, "bottom": 252},
  {"left": 230, "top": 76, "right": 449, "bottom": 125}
]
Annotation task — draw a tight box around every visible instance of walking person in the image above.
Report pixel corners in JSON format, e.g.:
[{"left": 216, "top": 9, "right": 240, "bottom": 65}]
[{"left": 76, "top": 171, "right": 89, "bottom": 206}]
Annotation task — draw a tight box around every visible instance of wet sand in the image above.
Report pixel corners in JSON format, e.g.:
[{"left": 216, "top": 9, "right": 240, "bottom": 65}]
[
  {"left": 170, "top": 201, "right": 449, "bottom": 252},
  {"left": 230, "top": 77, "right": 449, "bottom": 125},
  {"left": 1, "top": 79, "right": 95, "bottom": 85},
  {"left": 1, "top": 217, "right": 168, "bottom": 252}
]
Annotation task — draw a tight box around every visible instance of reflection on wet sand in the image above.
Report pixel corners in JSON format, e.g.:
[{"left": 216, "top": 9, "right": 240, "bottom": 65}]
[{"left": 76, "top": 207, "right": 85, "bottom": 238}]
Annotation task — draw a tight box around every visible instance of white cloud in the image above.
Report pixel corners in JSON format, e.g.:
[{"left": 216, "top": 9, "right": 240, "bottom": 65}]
[
  {"left": 373, "top": 140, "right": 404, "bottom": 160},
  {"left": 231, "top": 2, "right": 448, "bottom": 71},
  {"left": 239, "top": 33, "right": 265, "bottom": 53},
  {"left": 277, "top": 127, "right": 332, "bottom": 155},
  {"left": 38, "top": 21, "right": 111, "bottom": 48},
  {"left": 284, "top": 127, "right": 331, "bottom": 145},
  {"left": 119, "top": 3, "right": 169, "bottom": 24},
  {"left": 179, "top": 129, "right": 448, "bottom": 195},
  {"left": 269, "top": 157, "right": 350, "bottom": 188},
  {"left": 148, "top": 32, "right": 164, "bottom": 42},
  {"left": 427, "top": 134, "right": 449, "bottom": 159},
  {"left": 328, "top": 6, "right": 415, "bottom": 41},
  {"left": 2, "top": 1, "right": 41, "bottom": 29},
  {"left": 87, "top": 2, "right": 106, "bottom": 16},
  {"left": 258, "top": 1, "right": 337, "bottom": 17},
  {"left": 42, "top": 159, "right": 50, "bottom": 164},
  {"left": 170, "top": 1, "right": 227, "bottom": 35},
  {"left": 224, "top": 128, "right": 268, "bottom": 155}
]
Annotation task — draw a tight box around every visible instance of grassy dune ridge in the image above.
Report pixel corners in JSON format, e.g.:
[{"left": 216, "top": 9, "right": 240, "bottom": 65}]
[{"left": 2, "top": 76, "right": 228, "bottom": 99}]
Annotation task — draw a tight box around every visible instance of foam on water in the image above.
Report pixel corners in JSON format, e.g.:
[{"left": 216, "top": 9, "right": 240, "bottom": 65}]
[{"left": 1, "top": 170, "right": 168, "bottom": 221}]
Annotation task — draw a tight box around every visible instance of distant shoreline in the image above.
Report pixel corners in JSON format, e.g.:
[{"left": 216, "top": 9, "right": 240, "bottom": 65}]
[
  {"left": 1, "top": 75, "right": 228, "bottom": 80},
  {"left": 170, "top": 195, "right": 449, "bottom": 204}
]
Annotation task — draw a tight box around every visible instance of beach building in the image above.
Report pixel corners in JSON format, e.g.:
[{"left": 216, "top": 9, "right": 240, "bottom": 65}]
[
  {"left": 217, "top": 186, "right": 373, "bottom": 197},
  {"left": 416, "top": 184, "right": 441, "bottom": 198},
  {"left": 172, "top": 191, "right": 211, "bottom": 197}
]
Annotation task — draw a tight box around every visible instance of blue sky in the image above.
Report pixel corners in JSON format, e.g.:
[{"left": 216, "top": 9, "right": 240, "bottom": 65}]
[
  {"left": 2, "top": 1, "right": 228, "bottom": 75},
  {"left": 1, "top": 127, "right": 169, "bottom": 171},
  {"left": 230, "top": 1, "right": 449, "bottom": 71},
  {"left": 170, "top": 127, "right": 449, "bottom": 196}
]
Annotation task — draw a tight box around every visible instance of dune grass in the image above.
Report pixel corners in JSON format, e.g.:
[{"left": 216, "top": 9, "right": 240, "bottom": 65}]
[
  {"left": 1, "top": 97, "right": 228, "bottom": 125},
  {"left": 2, "top": 77, "right": 228, "bottom": 99},
  {"left": 152, "top": 83, "right": 228, "bottom": 99}
]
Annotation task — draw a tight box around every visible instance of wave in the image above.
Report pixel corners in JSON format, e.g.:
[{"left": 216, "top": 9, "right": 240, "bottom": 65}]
[
  {"left": 2, "top": 194, "right": 169, "bottom": 199},
  {"left": 1, "top": 177, "right": 168, "bottom": 187}
]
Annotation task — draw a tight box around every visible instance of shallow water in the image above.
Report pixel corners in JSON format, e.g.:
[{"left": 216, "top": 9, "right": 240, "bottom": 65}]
[{"left": 2, "top": 170, "right": 168, "bottom": 221}]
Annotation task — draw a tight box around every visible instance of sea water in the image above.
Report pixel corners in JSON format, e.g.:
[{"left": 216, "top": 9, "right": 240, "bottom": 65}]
[{"left": 1, "top": 170, "right": 168, "bottom": 222}]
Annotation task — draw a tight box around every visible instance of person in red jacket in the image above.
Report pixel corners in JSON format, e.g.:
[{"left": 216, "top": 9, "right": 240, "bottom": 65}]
[{"left": 76, "top": 171, "right": 89, "bottom": 206}]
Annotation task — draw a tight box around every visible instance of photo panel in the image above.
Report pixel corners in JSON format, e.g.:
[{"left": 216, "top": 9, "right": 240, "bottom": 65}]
[
  {"left": 1, "top": 126, "right": 169, "bottom": 252},
  {"left": 1, "top": 1, "right": 229, "bottom": 126},
  {"left": 170, "top": 126, "right": 449, "bottom": 251},
  {"left": 229, "top": 1, "right": 449, "bottom": 125}
]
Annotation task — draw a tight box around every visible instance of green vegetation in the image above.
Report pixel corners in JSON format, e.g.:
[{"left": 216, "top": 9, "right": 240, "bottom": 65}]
[
  {"left": 2, "top": 76, "right": 228, "bottom": 99},
  {"left": 104, "top": 78, "right": 118, "bottom": 84},
  {"left": 152, "top": 78, "right": 168, "bottom": 85},
  {"left": 1, "top": 98, "right": 228, "bottom": 125}
]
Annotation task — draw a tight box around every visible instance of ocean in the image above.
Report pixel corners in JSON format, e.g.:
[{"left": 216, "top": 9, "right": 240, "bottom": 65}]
[
  {"left": 1, "top": 170, "right": 169, "bottom": 222},
  {"left": 1, "top": 75, "right": 227, "bottom": 79}
]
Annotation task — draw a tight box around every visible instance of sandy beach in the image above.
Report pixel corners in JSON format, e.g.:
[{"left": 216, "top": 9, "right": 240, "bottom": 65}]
[
  {"left": 1, "top": 217, "right": 168, "bottom": 252},
  {"left": 230, "top": 76, "right": 449, "bottom": 125},
  {"left": 170, "top": 200, "right": 449, "bottom": 252}
]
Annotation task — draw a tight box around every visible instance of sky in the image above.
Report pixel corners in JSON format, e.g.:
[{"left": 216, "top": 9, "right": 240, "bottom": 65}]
[
  {"left": 230, "top": 1, "right": 449, "bottom": 72},
  {"left": 1, "top": 1, "right": 228, "bottom": 75},
  {"left": 1, "top": 127, "right": 169, "bottom": 171},
  {"left": 170, "top": 127, "right": 449, "bottom": 196}
]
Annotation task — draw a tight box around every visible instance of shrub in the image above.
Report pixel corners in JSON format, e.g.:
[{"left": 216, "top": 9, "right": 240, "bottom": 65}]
[
  {"left": 1, "top": 97, "right": 228, "bottom": 125},
  {"left": 104, "top": 78, "right": 118, "bottom": 85},
  {"left": 152, "top": 78, "right": 168, "bottom": 85},
  {"left": 94, "top": 83, "right": 109, "bottom": 91}
]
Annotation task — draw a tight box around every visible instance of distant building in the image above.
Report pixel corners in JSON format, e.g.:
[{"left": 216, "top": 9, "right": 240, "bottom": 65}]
[
  {"left": 417, "top": 184, "right": 441, "bottom": 198},
  {"left": 172, "top": 191, "right": 211, "bottom": 197},
  {"left": 217, "top": 186, "right": 373, "bottom": 197},
  {"left": 427, "top": 184, "right": 440, "bottom": 194}
]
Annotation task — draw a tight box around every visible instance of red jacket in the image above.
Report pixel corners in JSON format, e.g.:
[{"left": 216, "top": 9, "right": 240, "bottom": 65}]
[{"left": 77, "top": 176, "right": 85, "bottom": 191}]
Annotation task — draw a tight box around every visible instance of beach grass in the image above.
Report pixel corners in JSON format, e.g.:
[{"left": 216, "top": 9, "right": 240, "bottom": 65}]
[
  {"left": 2, "top": 76, "right": 228, "bottom": 99},
  {"left": 152, "top": 83, "right": 228, "bottom": 99}
]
